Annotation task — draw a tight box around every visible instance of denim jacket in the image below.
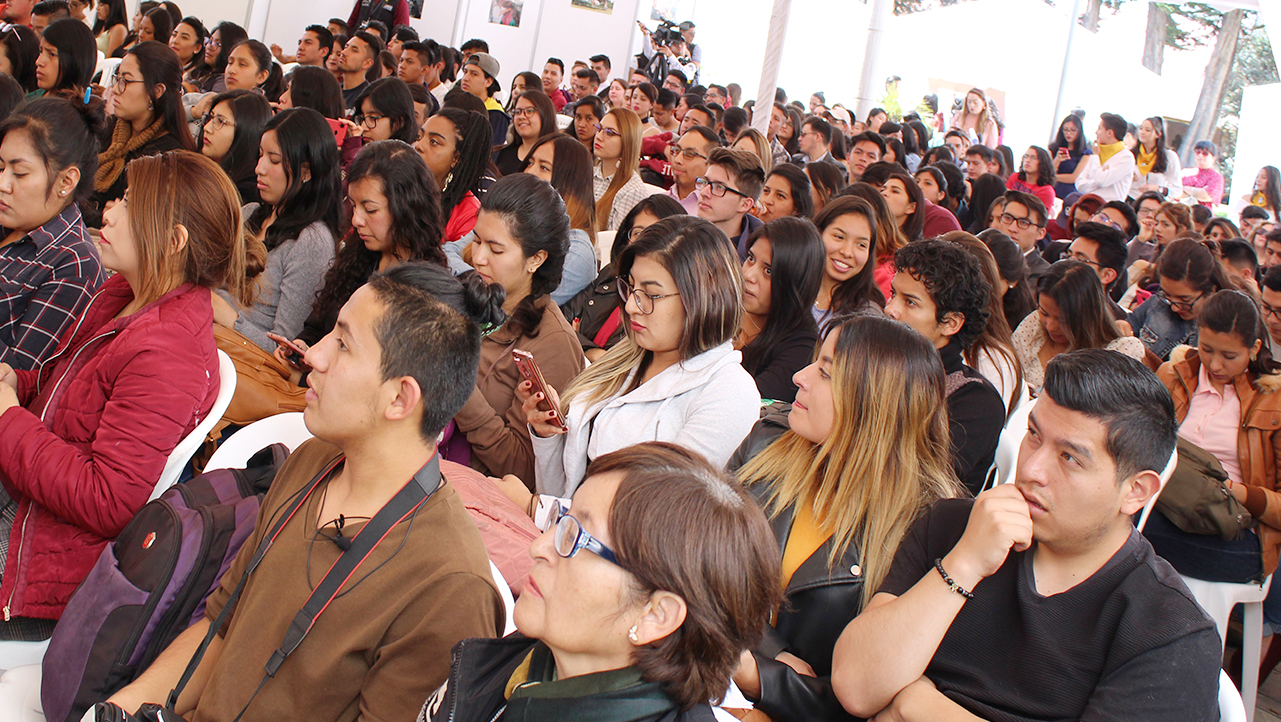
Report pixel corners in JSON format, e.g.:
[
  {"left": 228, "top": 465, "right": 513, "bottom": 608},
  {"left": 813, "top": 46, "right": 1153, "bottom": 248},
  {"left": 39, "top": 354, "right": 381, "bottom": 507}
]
[{"left": 1128, "top": 293, "right": 1197, "bottom": 361}]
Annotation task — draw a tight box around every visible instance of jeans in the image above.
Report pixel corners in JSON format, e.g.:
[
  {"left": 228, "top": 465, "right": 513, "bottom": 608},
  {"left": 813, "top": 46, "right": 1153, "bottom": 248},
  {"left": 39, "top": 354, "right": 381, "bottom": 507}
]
[{"left": 1143, "top": 509, "right": 1263, "bottom": 583}]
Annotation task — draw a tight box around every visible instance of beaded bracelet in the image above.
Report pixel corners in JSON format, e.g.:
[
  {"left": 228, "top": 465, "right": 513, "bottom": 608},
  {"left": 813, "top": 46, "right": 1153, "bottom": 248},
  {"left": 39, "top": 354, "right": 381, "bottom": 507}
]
[{"left": 934, "top": 558, "right": 975, "bottom": 600}]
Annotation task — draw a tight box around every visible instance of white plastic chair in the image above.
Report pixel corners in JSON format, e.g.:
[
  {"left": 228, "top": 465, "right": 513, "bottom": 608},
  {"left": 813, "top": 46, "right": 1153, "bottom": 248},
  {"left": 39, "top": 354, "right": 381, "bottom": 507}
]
[
  {"left": 149, "top": 350, "right": 237, "bottom": 502},
  {"left": 0, "top": 639, "right": 47, "bottom": 673},
  {"left": 641, "top": 183, "right": 667, "bottom": 197},
  {"left": 595, "top": 230, "right": 617, "bottom": 267},
  {"left": 1134, "top": 445, "right": 1179, "bottom": 533},
  {"left": 1184, "top": 574, "right": 1272, "bottom": 722},
  {"left": 0, "top": 663, "right": 43, "bottom": 720},
  {"left": 1221, "top": 668, "right": 1249, "bottom": 722},
  {"left": 489, "top": 560, "right": 516, "bottom": 636},
  {"left": 205, "top": 412, "right": 313, "bottom": 472},
  {"left": 984, "top": 398, "right": 1034, "bottom": 492}
]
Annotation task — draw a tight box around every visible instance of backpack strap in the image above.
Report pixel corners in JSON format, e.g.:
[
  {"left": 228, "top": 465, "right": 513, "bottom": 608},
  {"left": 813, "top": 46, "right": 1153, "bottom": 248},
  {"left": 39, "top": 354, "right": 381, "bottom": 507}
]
[{"left": 162, "top": 453, "right": 441, "bottom": 717}]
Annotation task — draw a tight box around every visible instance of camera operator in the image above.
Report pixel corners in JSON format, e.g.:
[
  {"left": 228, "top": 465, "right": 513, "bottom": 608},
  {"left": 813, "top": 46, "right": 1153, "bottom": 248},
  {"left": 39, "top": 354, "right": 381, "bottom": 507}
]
[{"left": 637, "top": 19, "right": 699, "bottom": 88}]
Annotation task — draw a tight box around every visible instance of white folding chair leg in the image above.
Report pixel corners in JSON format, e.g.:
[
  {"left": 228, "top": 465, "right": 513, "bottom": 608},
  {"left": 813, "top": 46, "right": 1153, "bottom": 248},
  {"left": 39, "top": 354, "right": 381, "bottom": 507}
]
[
  {"left": 1222, "top": 668, "right": 1248, "bottom": 722},
  {"left": 1243, "top": 599, "right": 1263, "bottom": 722}
]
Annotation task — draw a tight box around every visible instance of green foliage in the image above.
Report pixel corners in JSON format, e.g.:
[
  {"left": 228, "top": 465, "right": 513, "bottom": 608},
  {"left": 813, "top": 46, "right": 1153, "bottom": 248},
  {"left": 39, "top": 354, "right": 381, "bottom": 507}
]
[{"left": 878, "top": 83, "right": 903, "bottom": 120}]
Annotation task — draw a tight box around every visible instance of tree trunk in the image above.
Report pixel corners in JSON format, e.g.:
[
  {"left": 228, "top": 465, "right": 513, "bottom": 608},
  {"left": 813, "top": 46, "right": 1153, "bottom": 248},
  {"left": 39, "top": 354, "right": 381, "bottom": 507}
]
[
  {"left": 1082, "top": 0, "right": 1101, "bottom": 32},
  {"left": 1180, "top": 8, "right": 1243, "bottom": 167},
  {"left": 1142, "top": 4, "right": 1166, "bottom": 74}
]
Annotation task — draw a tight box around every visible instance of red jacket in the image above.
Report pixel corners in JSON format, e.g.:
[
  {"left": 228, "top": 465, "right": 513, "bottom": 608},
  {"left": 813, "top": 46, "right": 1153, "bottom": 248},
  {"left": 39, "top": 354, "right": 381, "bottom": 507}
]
[{"left": 0, "top": 276, "right": 218, "bottom": 620}]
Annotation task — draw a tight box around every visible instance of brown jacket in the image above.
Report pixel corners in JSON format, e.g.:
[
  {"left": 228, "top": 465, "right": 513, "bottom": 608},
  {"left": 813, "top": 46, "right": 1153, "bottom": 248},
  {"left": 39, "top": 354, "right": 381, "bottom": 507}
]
[
  {"left": 455, "top": 295, "right": 585, "bottom": 483},
  {"left": 195, "top": 439, "right": 503, "bottom": 722},
  {"left": 1158, "top": 346, "right": 1281, "bottom": 575}
]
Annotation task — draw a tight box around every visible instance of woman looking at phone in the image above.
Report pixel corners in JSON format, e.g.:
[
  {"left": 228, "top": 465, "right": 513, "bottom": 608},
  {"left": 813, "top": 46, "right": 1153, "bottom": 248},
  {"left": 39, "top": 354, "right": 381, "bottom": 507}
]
[
  {"left": 511, "top": 216, "right": 759, "bottom": 503},
  {"left": 452, "top": 173, "right": 583, "bottom": 483}
]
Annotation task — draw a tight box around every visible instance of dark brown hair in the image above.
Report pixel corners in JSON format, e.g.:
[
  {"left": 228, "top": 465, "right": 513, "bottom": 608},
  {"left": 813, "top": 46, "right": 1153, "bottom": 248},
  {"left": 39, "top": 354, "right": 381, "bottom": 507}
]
[{"left": 591, "top": 442, "right": 781, "bottom": 709}]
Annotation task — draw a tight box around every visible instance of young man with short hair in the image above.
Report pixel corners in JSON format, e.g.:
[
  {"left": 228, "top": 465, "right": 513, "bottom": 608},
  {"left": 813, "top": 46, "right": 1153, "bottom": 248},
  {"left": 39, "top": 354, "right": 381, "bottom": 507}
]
[
  {"left": 668, "top": 125, "right": 719, "bottom": 214},
  {"left": 385, "top": 23, "right": 416, "bottom": 58},
  {"left": 2, "top": 0, "right": 35, "bottom": 26},
  {"left": 846, "top": 131, "right": 885, "bottom": 183},
  {"left": 338, "top": 31, "right": 382, "bottom": 108},
  {"left": 1261, "top": 266, "right": 1281, "bottom": 358},
  {"left": 288, "top": 25, "right": 333, "bottom": 67},
  {"left": 589, "top": 53, "right": 610, "bottom": 83},
  {"left": 461, "top": 52, "right": 509, "bottom": 145},
  {"left": 1242, "top": 205, "right": 1271, "bottom": 240},
  {"left": 943, "top": 129, "right": 969, "bottom": 160},
  {"left": 832, "top": 348, "right": 1220, "bottom": 722},
  {"left": 459, "top": 38, "right": 488, "bottom": 62},
  {"left": 1075, "top": 112, "right": 1136, "bottom": 201},
  {"left": 397, "top": 42, "right": 441, "bottom": 116},
  {"left": 1066, "top": 221, "right": 1129, "bottom": 319},
  {"left": 998, "top": 190, "right": 1051, "bottom": 287},
  {"left": 651, "top": 87, "right": 680, "bottom": 133},
  {"left": 1262, "top": 228, "right": 1281, "bottom": 270},
  {"left": 791, "top": 116, "right": 835, "bottom": 167},
  {"left": 570, "top": 67, "right": 599, "bottom": 103},
  {"left": 29, "top": 0, "right": 66, "bottom": 33},
  {"left": 105, "top": 267, "right": 505, "bottom": 722},
  {"left": 1219, "top": 238, "right": 1259, "bottom": 295},
  {"left": 680, "top": 105, "right": 715, "bottom": 135},
  {"left": 705, "top": 84, "right": 728, "bottom": 108},
  {"left": 663, "top": 68, "right": 687, "bottom": 95},
  {"left": 542, "top": 57, "right": 570, "bottom": 111},
  {"left": 697, "top": 147, "right": 764, "bottom": 260},
  {"left": 964, "top": 145, "right": 993, "bottom": 181},
  {"left": 883, "top": 240, "right": 1004, "bottom": 494}
]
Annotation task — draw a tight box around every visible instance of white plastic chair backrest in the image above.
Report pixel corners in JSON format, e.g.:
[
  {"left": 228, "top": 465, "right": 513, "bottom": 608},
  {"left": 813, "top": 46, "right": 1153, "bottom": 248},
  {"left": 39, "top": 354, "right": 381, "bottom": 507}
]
[
  {"left": 489, "top": 560, "right": 517, "bottom": 636},
  {"left": 149, "top": 350, "right": 236, "bottom": 501},
  {"left": 0, "top": 639, "right": 48, "bottom": 673},
  {"left": 1134, "top": 445, "right": 1179, "bottom": 533},
  {"left": 642, "top": 183, "right": 667, "bottom": 197},
  {"left": 96, "top": 57, "right": 121, "bottom": 86},
  {"left": 555, "top": 114, "right": 573, "bottom": 130},
  {"left": 205, "top": 412, "right": 314, "bottom": 472},
  {"left": 596, "top": 230, "right": 617, "bottom": 266},
  {"left": 1220, "top": 669, "right": 1248, "bottom": 722},
  {"left": 990, "top": 398, "right": 1035, "bottom": 491}
]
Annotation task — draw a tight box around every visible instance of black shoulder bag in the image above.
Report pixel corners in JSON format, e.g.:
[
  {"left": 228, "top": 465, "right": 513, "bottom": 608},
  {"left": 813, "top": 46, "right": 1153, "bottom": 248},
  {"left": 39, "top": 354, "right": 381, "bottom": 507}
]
[{"left": 93, "top": 454, "right": 442, "bottom": 722}]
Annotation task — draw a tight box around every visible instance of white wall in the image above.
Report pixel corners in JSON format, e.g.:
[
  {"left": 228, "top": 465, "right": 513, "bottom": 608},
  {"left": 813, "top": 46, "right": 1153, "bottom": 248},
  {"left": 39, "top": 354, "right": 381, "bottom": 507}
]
[{"left": 1228, "top": 83, "right": 1281, "bottom": 215}]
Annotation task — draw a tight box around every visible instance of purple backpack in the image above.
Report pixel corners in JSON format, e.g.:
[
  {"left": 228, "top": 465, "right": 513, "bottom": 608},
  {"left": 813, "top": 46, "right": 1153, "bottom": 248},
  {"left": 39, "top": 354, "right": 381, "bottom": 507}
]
[{"left": 40, "top": 443, "right": 290, "bottom": 722}]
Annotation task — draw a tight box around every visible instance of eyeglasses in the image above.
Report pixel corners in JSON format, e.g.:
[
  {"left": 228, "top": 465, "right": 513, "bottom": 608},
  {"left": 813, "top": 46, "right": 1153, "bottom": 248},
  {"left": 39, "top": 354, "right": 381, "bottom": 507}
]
[
  {"left": 202, "top": 113, "right": 235, "bottom": 131},
  {"left": 112, "top": 75, "right": 145, "bottom": 94},
  {"left": 205, "top": 36, "right": 220, "bottom": 48},
  {"left": 674, "top": 145, "right": 707, "bottom": 162},
  {"left": 548, "top": 501, "right": 623, "bottom": 568},
  {"left": 694, "top": 176, "right": 749, "bottom": 199},
  {"left": 593, "top": 123, "right": 621, "bottom": 138},
  {"left": 1000, "top": 212, "right": 1043, "bottom": 231},
  {"left": 1064, "top": 251, "right": 1101, "bottom": 267},
  {"left": 617, "top": 276, "right": 679, "bottom": 315},
  {"left": 353, "top": 113, "right": 386, "bottom": 129},
  {"left": 1089, "top": 212, "right": 1123, "bottom": 231},
  {"left": 1157, "top": 288, "right": 1204, "bottom": 312},
  {"left": 1262, "top": 302, "right": 1281, "bottom": 319},
  {"left": 512, "top": 106, "right": 540, "bottom": 117}
]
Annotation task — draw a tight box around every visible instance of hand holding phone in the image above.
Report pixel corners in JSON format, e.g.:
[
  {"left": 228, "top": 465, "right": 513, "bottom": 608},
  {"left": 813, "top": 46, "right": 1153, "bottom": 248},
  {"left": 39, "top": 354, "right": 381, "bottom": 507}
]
[
  {"left": 513, "top": 349, "right": 567, "bottom": 434},
  {"left": 267, "top": 332, "right": 309, "bottom": 369}
]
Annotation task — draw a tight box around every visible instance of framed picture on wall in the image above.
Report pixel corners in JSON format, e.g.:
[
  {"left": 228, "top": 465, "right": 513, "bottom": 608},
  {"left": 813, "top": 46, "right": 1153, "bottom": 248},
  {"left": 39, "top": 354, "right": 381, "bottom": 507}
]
[
  {"left": 490, "top": 0, "right": 523, "bottom": 26},
  {"left": 410, "top": 0, "right": 422, "bottom": 18},
  {"left": 571, "top": 0, "right": 614, "bottom": 14}
]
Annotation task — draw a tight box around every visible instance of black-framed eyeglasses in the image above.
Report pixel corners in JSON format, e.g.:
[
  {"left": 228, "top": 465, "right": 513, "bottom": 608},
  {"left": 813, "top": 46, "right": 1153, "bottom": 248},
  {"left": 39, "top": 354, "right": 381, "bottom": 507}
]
[
  {"left": 548, "top": 501, "right": 623, "bottom": 568},
  {"left": 674, "top": 144, "right": 707, "bottom": 162},
  {"left": 1262, "top": 303, "right": 1281, "bottom": 319},
  {"left": 593, "top": 123, "right": 621, "bottom": 138},
  {"left": 1063, "top": 251, "right": 1101, "bottom": 268},
  {"left": 1157, "top": 288, "right": 1204, "bottom": 312},
  {"left": 512, "top": 106, "right": 539, "bottom": 117},
  {"left": 695, "top": 176, "right": 749, "bottom": 199},
  {"left": 353, "top": 113, "right": 386, "bottom": 129},
  {"left": 205, "top": 36, "right": 220, "bottom": 48},
  {"left": 617, "top": 276, "right": 679, "bottom": 315},
  {"left": 112, "top": 75, "right": 144, "bottom": 94},
  {"left": 1000, "top": 212, "right": 1043, "bottom": 230}
]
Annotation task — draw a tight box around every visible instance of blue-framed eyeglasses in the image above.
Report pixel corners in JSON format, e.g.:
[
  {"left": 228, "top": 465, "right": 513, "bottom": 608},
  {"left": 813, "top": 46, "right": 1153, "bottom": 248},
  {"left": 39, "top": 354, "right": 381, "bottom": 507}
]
[{"left": 549, "top": 501, "right": 623, "bottom": 568}]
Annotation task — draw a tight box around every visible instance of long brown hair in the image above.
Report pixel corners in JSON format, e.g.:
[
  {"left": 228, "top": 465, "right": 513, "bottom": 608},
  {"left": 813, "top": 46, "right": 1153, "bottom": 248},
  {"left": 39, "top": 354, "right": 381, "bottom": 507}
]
[
  {"left": 530, "top": 132, "right": 597, "bottom": 246},
  {"left": 946, "top": 231, "right": 1024, "bottom": 416},
  {"left": 739, "top": 315, "right": 962, "bottom": 608},
  {"left": 595, "top": 107, "right": 642, "bottom": 231},
  {"left": 124, "top": 150, "right": 265, "bottom": 307}
]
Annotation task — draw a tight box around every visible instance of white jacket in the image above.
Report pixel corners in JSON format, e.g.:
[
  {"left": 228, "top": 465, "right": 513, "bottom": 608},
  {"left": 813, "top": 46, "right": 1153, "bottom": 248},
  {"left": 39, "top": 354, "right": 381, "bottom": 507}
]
[
  {"left": 1075, "top": 149, "right": 1136, "bottom": 202},
  {"left": 532, "top": 341, "right": 760, "bottom": 497},
  {"left": 1129, "top": 148, "right": 1183, "bottom": 199}
]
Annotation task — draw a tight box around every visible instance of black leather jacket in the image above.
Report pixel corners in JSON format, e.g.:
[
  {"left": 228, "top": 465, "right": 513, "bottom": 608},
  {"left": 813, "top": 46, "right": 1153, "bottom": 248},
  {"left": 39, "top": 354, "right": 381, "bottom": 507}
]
[{"left": 730, "top": 409, "right": 866, "bottom": 722}]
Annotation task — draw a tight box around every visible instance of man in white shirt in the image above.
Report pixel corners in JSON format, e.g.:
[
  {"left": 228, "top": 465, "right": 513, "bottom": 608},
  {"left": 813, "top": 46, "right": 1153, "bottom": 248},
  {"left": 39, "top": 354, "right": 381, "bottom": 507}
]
[{"left": 1074, "top": 112, "right": 1135, "bottom": 202}]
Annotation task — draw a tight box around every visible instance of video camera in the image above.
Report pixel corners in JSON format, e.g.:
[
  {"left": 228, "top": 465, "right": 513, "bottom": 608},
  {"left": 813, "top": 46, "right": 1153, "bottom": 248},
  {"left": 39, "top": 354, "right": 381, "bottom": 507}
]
[{"left": 651, "top": 19, "right": 683, "bottom": 47}]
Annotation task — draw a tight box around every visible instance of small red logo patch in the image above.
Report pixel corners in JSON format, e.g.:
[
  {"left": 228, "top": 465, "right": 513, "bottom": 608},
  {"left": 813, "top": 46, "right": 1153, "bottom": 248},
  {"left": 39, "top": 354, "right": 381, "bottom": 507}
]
[{"left": 142, "top": 532, "right": 156, "bottom": 550}]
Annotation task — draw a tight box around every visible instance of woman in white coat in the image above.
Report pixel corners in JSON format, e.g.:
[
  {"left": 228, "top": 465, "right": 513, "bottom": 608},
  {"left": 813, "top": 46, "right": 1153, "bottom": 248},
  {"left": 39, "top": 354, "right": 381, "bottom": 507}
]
[{"left": 512, "top": 216, "right": 760, "bottom": 510}]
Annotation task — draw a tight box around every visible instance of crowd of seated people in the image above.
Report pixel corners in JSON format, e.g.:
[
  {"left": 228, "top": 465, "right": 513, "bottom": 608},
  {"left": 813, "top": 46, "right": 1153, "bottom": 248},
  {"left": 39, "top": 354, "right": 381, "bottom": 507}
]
[{"left": 0, "top": 4, "right": 1273, "bottom": 721}]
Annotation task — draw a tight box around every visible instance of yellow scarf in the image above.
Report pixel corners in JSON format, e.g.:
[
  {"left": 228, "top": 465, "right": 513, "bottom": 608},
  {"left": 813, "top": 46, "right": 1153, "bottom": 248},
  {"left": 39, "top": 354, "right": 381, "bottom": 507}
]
[
  {"left": 1136, "top": 144, "right": 1158, "bottom": 176},
  {"left": 1097, "top": 140, "right": 1125, "bottom": 166},
  {"left": 1251, "top": 191, "right": 1268, "bottom": 208}
]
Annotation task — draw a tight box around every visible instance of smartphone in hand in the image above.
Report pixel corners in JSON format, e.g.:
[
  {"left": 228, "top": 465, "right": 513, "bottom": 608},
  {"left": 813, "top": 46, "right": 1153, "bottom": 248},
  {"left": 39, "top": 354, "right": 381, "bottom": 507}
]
[
  {"left": 267, "top": 332, "right": 308, "bottom": 368},
  {"left": 513, "top": 349, "right": 568, "bottom": 432}
]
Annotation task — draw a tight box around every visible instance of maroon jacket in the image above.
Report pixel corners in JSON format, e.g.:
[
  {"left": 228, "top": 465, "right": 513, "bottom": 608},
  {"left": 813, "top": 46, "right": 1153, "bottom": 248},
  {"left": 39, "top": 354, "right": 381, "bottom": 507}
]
[{"left": 0, "top": 275, "right": 218, "bottom": 620}]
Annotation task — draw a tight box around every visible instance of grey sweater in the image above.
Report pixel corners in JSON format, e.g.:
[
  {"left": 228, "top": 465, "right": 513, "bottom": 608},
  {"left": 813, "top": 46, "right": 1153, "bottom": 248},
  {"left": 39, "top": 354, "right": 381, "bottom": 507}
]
[{"left": 221, "top": 203, "right": 336, "bottom": 352}]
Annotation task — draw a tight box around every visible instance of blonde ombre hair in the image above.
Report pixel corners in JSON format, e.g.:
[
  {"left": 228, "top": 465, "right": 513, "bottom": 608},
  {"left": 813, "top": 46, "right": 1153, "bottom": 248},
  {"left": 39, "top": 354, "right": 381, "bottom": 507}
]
[
  {"left": 562, "top": 216, "right": 742, "bottom": 411},
  {"left": 595, "top": 107, "right": 642, "bottom": 232},
  {"left": 738, "top": 315, "right": 963, "bottom": 607}
]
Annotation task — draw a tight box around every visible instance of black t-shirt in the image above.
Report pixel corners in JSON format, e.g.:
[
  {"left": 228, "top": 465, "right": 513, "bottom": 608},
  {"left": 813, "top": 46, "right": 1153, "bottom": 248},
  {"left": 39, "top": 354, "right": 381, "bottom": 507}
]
[{"left": 877, "top": 499, "right": 1222, "bottom": 722}]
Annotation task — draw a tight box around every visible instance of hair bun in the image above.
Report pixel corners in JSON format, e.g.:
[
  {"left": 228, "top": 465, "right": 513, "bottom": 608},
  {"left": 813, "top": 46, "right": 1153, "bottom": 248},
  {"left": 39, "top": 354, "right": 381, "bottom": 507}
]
[
  {"left": 74, "top": 94, "right": 106, "bottom": 137},
  {"left": 458, "top": 269, "right": 507, "bottom": 330}
]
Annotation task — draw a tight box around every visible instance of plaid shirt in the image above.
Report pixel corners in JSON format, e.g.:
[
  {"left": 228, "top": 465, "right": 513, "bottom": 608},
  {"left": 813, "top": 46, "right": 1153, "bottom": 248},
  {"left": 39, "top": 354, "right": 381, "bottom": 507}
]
[{"left": 0, "top": 203, "right": 103, "bottom": 370}]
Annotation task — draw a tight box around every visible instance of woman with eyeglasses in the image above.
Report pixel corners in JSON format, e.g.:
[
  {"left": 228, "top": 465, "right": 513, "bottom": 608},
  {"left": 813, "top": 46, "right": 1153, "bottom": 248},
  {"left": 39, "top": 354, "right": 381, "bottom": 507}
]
[
  {"left": 1129, "top": 239, "right": 1239, "bottom": 360},
  {"left": 565, "top": 195, "right": 684, "bottom": 362},
  {"left": 421, "top": 442, "right": 781, "bottom": 722},
  {"left": 739, "top": 217, "right": 824, "bottom": 403},
  {"left": 213, "top": 109, "right": 340, "bottom": 353},
  {"left": 757, "top": 164, "right": 813, "bottom": 222},
  {"left": 727, "top": 314, "right": 962, "bottom": 722},
  {"left": 197, "top": 89, "right": 270, "bottom": 204},
  {"left": 494, "top": 89, "right": 556, "bottom": 177},
  {"left": 92, "top": 0, "right": 128, "bottom": 57},
  {"left": 340, "top": 77, "right": 416, "bottom": 170},
  {"left": 512, "top": 216, "right": 759, "bottom": 502},
  {"left": 191, "top": 21, "right": 245, "bottom": 94},
  {"left": 1006, "top": 146, "right": 1056, "bottom": 213},
  {"left": 594, "top": 107, "right": 647, "bottom": 232},
  {"left": 1012, "top": 260, "right": 1144, "bottom": 393},
  {"left": 87, "top": 41, "right": 193, "bottom": 227},
  {"left": 811, "top": 195, "right": 883, "bottom": 331},
  {"left": 1181, "top": 140, "right": 1225, "bottom": 208}
]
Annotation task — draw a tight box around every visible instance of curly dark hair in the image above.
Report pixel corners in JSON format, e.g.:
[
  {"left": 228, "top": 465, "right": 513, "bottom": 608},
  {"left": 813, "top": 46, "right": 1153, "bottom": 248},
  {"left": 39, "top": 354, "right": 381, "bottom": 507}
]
[
  {"left": 893, "top": 238, "right": 991, "bottom": 349},
  {"left": 311, "top": 140, "right": 445, "bottom": 330}
]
